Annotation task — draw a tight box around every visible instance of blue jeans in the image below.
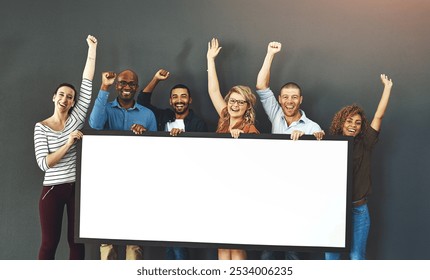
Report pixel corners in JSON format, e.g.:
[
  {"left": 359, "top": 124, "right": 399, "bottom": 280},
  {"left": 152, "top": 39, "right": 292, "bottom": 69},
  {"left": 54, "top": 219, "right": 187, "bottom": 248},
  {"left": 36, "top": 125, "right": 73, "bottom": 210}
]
[
  {"left": 165, "top": 247, "right": 189, "bottom": 260},
  {"left": 325, "top": 203, "right": 370, "bottom": 260}
]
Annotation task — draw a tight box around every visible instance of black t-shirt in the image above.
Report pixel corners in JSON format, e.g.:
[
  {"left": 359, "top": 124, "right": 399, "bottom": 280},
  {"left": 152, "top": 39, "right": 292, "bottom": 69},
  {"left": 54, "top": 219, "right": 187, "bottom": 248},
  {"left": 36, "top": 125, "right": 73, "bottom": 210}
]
[{"left": 351, "top": 126, "right": 379, "bottom": 201}]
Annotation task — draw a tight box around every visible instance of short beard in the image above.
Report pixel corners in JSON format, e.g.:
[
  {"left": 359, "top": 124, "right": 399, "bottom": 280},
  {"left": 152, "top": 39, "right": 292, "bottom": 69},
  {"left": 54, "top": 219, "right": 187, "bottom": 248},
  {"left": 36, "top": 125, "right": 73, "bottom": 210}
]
[
  {"left": 118, "top": 92, "right": 135, "bottom": 102},
  {"left": 173, "top": 103, "right": 188, "bottom": 115}
]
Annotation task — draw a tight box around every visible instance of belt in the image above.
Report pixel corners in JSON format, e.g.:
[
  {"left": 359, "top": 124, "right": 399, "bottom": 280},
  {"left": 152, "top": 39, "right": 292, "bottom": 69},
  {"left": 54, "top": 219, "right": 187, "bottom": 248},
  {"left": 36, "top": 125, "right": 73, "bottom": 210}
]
[{"left": 352, "top": 197, "right": 367, "bottom": 207}]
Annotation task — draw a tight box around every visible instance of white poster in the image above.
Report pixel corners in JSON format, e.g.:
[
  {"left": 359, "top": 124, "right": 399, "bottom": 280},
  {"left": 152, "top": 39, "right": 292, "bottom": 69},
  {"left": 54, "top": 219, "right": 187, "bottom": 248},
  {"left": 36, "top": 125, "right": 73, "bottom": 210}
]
[{"left": 77, "top": 133, "right": 351, "bottom": 250}]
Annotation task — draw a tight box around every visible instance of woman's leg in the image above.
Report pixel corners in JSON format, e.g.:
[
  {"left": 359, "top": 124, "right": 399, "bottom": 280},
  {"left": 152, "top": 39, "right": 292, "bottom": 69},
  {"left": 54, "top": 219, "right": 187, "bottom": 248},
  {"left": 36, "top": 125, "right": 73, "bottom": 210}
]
[
  {"left": 66, "top": 183, "right": 85, "bottom": 259},
  {"left": 325, "top": 251, "right": 341, "bottom": 260},
  {"left": 38, "top": 186, "right": 64, "bottom": 259},
  {"left": 218, "top": 248, "right": 231, "bottom": 260},
  {"left": 350, "top": 204, "right": 370, "bottom": 260},
  {"left": 231, "top": 249, "right": 247, "bottom": 260}
]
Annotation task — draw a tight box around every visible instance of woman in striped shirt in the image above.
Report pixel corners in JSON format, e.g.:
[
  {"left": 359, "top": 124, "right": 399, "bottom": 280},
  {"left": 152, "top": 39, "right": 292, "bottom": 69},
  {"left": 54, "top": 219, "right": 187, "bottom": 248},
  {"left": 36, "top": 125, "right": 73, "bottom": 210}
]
[{"left": 33, "top": 35, "right": 98, "bottom": 259}]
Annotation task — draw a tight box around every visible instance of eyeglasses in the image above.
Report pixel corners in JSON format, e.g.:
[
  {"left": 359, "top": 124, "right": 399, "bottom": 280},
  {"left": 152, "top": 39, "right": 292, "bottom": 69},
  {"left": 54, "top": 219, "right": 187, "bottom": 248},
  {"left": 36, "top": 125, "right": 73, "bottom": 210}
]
[
  {"left": 228, "top": 98, "right": 248, "bottom": 106},
  {"left": 117, "top": 80, "right": 138, "bottom": 88}
]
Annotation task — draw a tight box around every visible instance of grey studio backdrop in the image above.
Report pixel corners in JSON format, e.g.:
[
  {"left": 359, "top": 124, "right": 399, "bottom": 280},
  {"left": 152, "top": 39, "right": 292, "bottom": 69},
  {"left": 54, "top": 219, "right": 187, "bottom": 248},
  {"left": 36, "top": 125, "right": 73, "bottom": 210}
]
[{"left": 0, "top": 0, "right": 429, "bottom": 260}]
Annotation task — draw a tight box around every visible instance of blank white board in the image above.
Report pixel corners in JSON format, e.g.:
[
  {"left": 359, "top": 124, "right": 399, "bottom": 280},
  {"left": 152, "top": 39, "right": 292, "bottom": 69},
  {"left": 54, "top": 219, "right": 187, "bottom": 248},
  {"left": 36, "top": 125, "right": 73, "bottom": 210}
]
[{"left": 76, "top": 132, "right": 351, "bottom": 251}]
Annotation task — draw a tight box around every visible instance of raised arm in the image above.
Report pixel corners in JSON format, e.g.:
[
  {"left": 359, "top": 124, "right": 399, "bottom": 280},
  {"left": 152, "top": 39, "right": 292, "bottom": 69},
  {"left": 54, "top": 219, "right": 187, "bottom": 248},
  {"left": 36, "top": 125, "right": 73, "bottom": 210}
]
[
  {"left": 207, "top": 38, "right": 226, "bottom": 116},
  {"left": 82, "top": 35, "right": 98, "bottom": 81},
  {"left": 370, "top": 74, "right": 393, "bottom": 132},
  {"left": 256, "top": 41, "right": 282, "bottom": 90},
  {"left": 100, "top": 71, "right": 116, "bottom": 91},
  {"left": 143, "top": 69, "right": 170, "bottom": 93},
  {"left": 137, "top": 69, "right": 169, "bottom": 115},
  {"left": 89, "top": 72, "right": 116, "bottom": 129}
]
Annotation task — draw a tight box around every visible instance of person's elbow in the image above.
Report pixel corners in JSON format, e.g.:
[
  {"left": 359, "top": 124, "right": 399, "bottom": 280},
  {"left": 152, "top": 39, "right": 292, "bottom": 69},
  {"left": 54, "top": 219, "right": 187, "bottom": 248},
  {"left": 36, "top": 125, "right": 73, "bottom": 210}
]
[
  {"left": 37, "top": 158, "right": 49, "bottom": 172},
  {"left": 256, "top": 81, "right": 269, "bottom": 91},
  {"left": 88, "top": 117, "right": 104, "bottom": 130},
  {"left": 373, "top": 112, "right": 385, "bottom": 121}
]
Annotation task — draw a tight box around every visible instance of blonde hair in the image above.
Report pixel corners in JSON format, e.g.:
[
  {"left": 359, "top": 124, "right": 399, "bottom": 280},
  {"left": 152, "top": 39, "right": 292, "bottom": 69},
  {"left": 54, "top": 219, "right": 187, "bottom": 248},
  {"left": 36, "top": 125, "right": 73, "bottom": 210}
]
[{"left": 216, "top": 85, "right": 257, "bottom": 132}]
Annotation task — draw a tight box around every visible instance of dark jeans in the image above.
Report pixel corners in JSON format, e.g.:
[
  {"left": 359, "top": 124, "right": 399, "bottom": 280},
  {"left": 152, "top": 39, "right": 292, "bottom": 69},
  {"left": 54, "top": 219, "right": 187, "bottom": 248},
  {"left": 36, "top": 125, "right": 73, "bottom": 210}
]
[
  {"left": 261, "top": 250, "right": 300, "bottom": 260},
  {"left": 38, "top": 183, "right": 85, "bottom": 259},
  {"left": 166, "top": 247, "right": 189, "bottom": 260}
]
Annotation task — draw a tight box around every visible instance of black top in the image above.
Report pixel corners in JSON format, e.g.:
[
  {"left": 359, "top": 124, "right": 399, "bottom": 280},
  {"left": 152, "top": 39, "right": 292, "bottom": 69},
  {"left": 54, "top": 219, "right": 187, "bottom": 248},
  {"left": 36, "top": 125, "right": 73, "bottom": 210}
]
[
  {"left": 137, "top": 91, "right": 208, "bottom": 132},
  {"left": 351, "top": 126, "right": 379, "bottom": 201}
]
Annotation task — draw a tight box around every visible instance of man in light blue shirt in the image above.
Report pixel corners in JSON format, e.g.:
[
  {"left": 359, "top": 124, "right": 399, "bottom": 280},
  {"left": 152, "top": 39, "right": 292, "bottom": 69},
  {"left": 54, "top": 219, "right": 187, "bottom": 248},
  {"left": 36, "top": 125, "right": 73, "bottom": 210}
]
[
  {"left": 256, "top": 42, "right": 324, "bottom": 140},
  {"left": 255, "top": 42, "right": 324, "bottom": 260},
  {"left": 89, "top": 69, "right": 156, "bottom": 260},
  {"left": 89, "top": 69, "right": 156, "bottom": 133}
]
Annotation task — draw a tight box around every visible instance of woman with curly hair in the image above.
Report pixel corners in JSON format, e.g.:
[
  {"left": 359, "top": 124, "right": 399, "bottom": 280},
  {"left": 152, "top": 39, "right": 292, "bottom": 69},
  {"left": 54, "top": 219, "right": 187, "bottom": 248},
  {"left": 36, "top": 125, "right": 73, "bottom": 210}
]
[
  {"left": 206, "top": 38, "right": 259, "bottom": 259},
  {"left": 326, "top": 74, "right": 393, "bottom": 260}
]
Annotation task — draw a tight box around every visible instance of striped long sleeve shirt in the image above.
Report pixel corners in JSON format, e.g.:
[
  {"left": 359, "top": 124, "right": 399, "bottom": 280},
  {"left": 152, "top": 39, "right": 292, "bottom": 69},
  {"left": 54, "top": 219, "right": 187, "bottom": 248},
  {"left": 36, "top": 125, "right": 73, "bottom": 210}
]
[{"left": 34, "top": 79, "right": 92, "bottom": 186}]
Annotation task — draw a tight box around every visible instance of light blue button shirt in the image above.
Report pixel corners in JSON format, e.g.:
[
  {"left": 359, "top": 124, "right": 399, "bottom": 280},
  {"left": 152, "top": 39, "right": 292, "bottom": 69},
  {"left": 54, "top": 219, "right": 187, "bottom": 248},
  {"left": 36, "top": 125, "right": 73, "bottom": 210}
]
[
  {"left": 256, "top": 88, "right": 322, "bottom": 134},
  {"left": 89, "top": 90, "right": 157, "bottom": 131}
]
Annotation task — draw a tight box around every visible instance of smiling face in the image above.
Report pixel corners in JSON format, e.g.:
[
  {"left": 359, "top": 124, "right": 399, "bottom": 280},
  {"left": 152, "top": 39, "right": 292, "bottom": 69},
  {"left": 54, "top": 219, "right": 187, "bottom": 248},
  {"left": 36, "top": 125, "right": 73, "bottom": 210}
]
[
  {"left": 170, "top": 87, "right": 191, "bottom": 116},
  {"left": 53, "top": 86, "right": 75, "bottom": 113},
  {"left": 278, "top": 87, "right": 302, "bottom": 119},
  {"left": 115, "top": 70, "right": 138, "bottom": 102},
  {"left": 227, "top": 92, "right": 249, "bottom": 120},
  {"left": 342, "top": 113, "right": 362, "bottom": 137}
]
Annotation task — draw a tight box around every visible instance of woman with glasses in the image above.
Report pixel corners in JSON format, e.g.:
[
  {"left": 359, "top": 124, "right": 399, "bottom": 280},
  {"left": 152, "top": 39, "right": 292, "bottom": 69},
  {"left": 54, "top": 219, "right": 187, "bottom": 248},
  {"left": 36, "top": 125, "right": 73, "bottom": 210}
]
[
  {"left": 207, "top": 38, "right": 259, "bottom": 139},
  {"left": 33, "top": 35, "right": 98, "bottom": 259},
  {"left": 206, "top": 38, "right": 259, "bottom": 260}
]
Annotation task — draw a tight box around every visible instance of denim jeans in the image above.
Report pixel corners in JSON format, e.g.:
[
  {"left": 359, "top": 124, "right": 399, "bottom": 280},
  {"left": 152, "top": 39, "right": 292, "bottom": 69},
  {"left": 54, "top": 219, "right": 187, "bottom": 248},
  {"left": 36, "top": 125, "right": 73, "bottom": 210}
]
[
  {"left": 165, "top": 247, "right": 189, "bottom": 260},
  {"left": 325, "top": 203, "right": 370, "bottom": 260}
]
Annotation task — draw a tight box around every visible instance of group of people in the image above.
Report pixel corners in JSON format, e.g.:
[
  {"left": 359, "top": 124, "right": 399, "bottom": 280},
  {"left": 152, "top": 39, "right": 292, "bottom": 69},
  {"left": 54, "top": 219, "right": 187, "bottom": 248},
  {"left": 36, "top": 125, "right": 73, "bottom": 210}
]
[{"left": 34, "top": 36, "right": 393, "bottom": 260}]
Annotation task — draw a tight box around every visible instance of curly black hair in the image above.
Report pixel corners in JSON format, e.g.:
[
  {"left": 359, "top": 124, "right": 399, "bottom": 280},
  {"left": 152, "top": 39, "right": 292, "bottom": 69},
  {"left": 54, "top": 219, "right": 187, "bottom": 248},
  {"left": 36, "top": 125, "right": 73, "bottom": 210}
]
[{"left": 329, "top": 104, "right": 368, "bottom": 137}]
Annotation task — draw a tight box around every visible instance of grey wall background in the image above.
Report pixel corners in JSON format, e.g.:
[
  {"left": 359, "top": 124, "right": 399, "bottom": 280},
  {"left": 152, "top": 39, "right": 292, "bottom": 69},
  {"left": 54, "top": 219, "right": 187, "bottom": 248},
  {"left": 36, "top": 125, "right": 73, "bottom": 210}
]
[{"left": 0, "top": 0, "right": 429, "bottom": 260}]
